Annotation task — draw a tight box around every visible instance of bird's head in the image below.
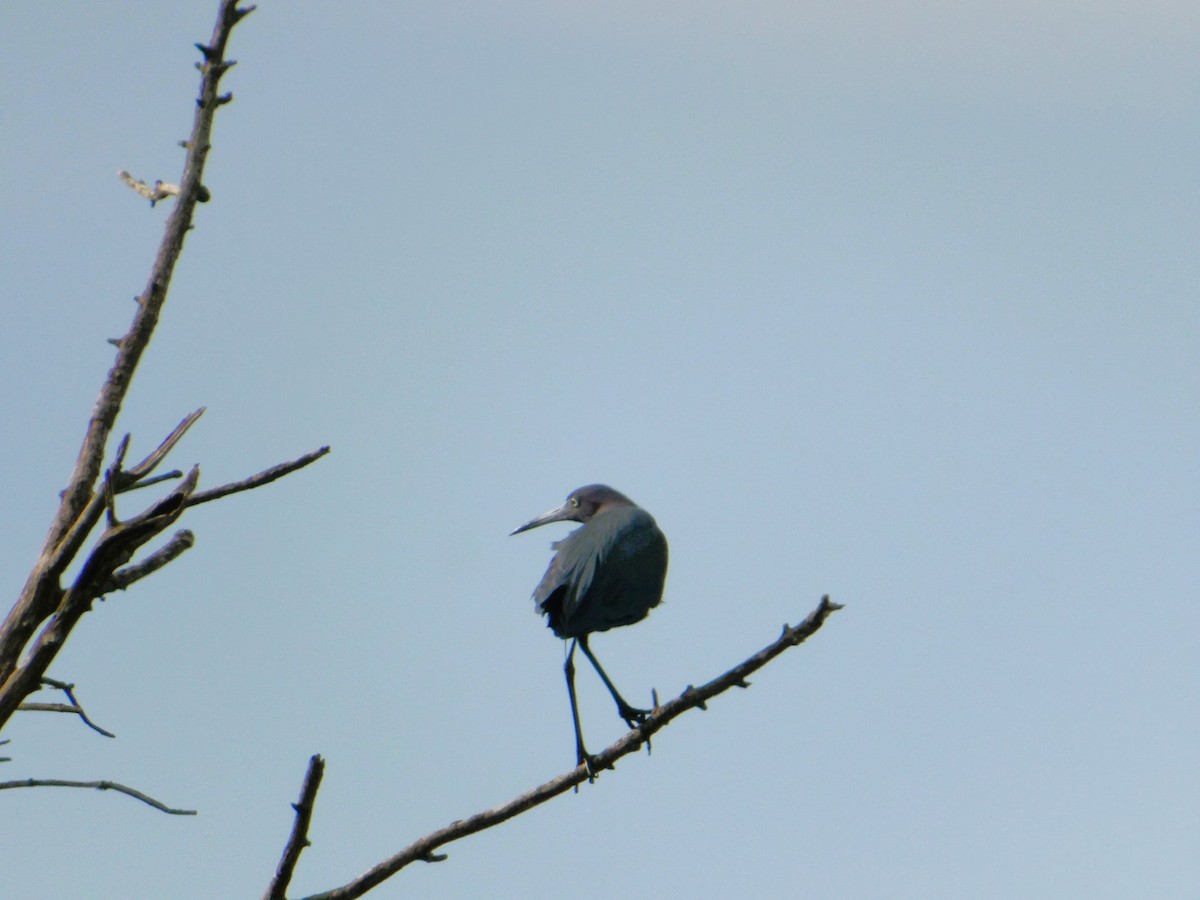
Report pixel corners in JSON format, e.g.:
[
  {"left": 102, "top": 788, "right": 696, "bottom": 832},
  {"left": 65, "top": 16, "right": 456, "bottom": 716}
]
[{"left": 510, "top": 484, "right": 635, "bottom": 534}]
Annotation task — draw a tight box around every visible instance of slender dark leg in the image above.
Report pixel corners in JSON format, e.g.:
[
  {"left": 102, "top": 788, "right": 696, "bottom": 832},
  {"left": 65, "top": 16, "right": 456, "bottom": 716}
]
[
  {"left": 564, "top": 640, "right": 595, "bottom": 780},
  {"left": 578, "top": 635, "right": 650, "bottom": 729}
]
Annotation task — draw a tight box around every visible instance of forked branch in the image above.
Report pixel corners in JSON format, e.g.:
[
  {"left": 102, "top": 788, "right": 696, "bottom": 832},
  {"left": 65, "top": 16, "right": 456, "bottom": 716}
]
[{"left": 16, "top": 679, "right": 116, "bottom": 738}]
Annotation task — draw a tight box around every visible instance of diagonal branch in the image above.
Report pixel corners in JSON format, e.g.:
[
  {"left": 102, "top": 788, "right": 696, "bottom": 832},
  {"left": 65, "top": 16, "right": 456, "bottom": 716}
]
[
  {"left": 187, "top": 446, "right": 331, "bottom": 507},
  {"left": 291, "top": 596, "right": 842, "bottom": 900},
  {"left": 48, "top": 4, "right": 247, "bottom": 556},
  {"left": 106, "top": 530, "right": 196, "bottom": 592},
  {"left": 263, "top": 755, "right": 326, "bottom": 900},
  {"left": 0, "top": 778, "right": 196, "bottom": 815}
]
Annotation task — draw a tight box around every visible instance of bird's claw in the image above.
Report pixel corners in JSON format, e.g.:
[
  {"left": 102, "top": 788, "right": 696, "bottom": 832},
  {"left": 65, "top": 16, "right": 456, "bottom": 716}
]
[
  {"left": 618, "top": 704, "right": 651, "bottom": 729},
  {"left": 577, "top": 752, "right": 598, "bottom": 782}
]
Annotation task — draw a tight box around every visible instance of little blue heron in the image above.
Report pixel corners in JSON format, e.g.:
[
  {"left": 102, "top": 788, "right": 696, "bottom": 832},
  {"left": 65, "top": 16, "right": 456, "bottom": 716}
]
[{"left": 512, "top": 484, "right": 669, "bottom": 774}]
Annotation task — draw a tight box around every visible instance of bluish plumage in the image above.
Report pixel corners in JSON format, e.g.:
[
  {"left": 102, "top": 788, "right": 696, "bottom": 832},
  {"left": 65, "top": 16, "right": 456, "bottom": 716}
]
[
  {"left": 533, "top": 505, "right": 668, "bottom": 638},
  {"left": 512, "top": 484, "right": 670, "bottom": 776}
]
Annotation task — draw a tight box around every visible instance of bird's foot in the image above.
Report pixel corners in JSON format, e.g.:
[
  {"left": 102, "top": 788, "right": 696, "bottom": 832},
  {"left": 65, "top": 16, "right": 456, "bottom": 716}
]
[
  {"left": 617, "top": 702, "right": 651, "bottom": 730},
  {"left": 577, "top": 751, "right": 599, "bottom": 783}
]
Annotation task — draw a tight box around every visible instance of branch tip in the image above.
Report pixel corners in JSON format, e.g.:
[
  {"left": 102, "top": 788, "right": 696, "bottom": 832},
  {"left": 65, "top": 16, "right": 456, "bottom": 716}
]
[
  {"left": 263, "top": 754, "right": 326, "bottom": 900},
  {"left": 187, "top": 445, "right": 330, "bottom": 508}
]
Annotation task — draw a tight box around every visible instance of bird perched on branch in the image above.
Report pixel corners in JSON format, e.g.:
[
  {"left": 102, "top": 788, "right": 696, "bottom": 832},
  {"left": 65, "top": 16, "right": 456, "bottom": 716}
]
[{"left": 512, "top": 484, "right": 668, "bottom": 776}]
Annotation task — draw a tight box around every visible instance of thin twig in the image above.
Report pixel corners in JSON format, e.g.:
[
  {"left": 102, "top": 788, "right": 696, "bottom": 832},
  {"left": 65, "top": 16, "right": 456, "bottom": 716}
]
[
  {"left": 0, "top": 778, "right": 196, "bottom": 815},
  {"left": 31, "top": 678, "right": 116, "bottom": 738},
  {"left": 187, "top": 446, "right": 331, "bottom": 507},
  {"left": 122, "top": 470, "right": 185, "bottom": 491},
  {"left": 103, "top": 435, "right": 131, "bottom": 526},
  {"left": 116, "top": 408, "right": 207, "bottom": 490},
  {"left": 15, "top": 702, "right": 119, "bottom": 739},
  {"left": 295, "top": 596, "right": 842, "bottom": 900},
  {"left": 263, "top": 755, "right": 326, "bottom": 900}
]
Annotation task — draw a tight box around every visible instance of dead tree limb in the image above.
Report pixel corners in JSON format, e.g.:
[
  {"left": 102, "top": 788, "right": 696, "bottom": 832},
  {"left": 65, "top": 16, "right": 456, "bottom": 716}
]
[
  {"left": 0, "top": 0, "right": 253, "bottom": 729},
  {"left": 188, "top": 446, "right": 332, "bottom": 508},
  {"left": 281, "top": 596, "right": 842, "bottom": 900},
  {"left": 0, "top": 0, "right": 325, "bottom": 753},
  {"left": 0, "top": 778, "right": 197, "bottom": 815},
  {"left": 16, "top": 679, "right": 116, "bottom": 738},
  {"left": 106, "top": 530, "right": 196, "bottom": 593},
  {"left": 263, "top": 755, "right": 326, "bottom": 900}
]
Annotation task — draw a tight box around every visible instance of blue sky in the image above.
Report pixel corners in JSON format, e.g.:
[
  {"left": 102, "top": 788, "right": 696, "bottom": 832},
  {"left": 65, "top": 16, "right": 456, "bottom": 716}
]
[{"left": 2, "top": 3, "right": 1197, "bottom": 898}]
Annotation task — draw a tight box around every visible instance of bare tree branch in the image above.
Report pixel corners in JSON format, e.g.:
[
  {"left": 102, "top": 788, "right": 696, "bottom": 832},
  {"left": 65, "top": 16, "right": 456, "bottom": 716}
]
[
  {"left": 0, "top": 2, "right": 329, "bottom": 752},
  {"left": 289, "top": 596, "right": 842, "bottom": 900},
  {"left": 114, "top": 408, "right": 207, "bottom": 492},
  {"left": 187, "top": 446, "right": 332, "bottom": 507},
  {"left": 263, "top": 755, "right": 326, "bottom": 900},
  {"left": 122, "top": 470, "right": 186, "bottom": 492},
  {"left": 0, "top": 469, "right": 201, "bottom": 727},
  {"left": 106, "top": 530, "right": 196, "bottom": 593},
  {"left": 16, "top": 678, "right": 116, "bottom": 738},
  {"left": 0, "top": 778, "right": 196, "bottom": 815},
  {"left": 56, "top": 7, "right": 243, "bottom": 554},
  {"left": 0, "top": 0, "right": 255, "bottom": 725}
]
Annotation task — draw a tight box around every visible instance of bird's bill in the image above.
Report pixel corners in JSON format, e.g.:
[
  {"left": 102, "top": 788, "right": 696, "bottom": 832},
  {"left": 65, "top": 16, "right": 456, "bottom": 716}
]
[{"left": 510, "top": 503, "right": 576, "bottom": 535}]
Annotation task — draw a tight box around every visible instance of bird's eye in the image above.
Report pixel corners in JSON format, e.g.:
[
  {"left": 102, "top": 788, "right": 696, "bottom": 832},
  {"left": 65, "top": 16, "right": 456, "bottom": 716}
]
[{"left": 569, "top": 497, "right": 580, "bottom": 508}]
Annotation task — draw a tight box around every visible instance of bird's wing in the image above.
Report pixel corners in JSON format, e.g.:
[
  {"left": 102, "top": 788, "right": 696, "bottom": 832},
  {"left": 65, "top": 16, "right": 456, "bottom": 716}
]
[
  {"left": 530, "top": 526, "right": 594, "bottom": 613},
  {"left": 532, "top": 508, "right": 667, "bottom": 636}
]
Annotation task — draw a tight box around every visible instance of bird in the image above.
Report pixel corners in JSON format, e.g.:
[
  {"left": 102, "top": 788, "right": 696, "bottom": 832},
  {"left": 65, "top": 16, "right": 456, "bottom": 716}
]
[{"left": 511, "top": 484, "right": 669, "bottom": 775}]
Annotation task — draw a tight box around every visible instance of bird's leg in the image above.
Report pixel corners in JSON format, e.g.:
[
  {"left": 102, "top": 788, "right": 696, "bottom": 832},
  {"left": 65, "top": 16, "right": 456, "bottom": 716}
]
[
  {"left": 564, "top": 640, "right": 596, "bottom": 781},
  {"left": 578, "top": 636, "right": 650, "bottom": 729}
]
